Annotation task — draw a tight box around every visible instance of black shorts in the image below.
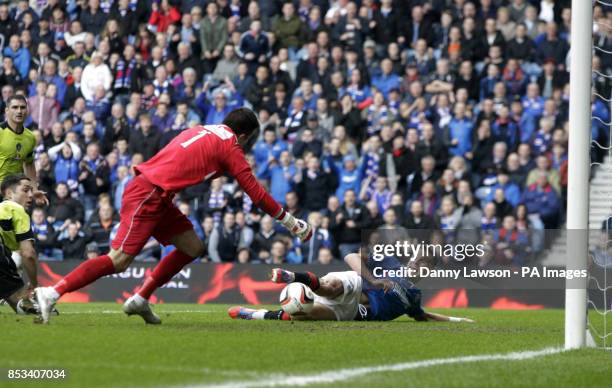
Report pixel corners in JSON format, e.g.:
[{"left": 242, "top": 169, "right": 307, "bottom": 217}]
[{"left": 0, "top": 249, "right": 24, "bottom": 299}]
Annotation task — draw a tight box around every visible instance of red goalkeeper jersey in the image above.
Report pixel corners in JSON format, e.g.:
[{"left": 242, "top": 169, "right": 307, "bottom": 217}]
[{"left": 134, "top": 124, "right": 281, "bottom": 217}]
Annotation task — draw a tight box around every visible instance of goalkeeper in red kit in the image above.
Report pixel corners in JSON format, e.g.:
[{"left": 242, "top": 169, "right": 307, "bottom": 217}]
[{"left": 35, "top": 108, "right": 313, "bottom": 324}]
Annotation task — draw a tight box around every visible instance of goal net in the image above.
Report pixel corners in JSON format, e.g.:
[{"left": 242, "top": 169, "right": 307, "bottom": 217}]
[{"left": 586, "top": 0, "right": 611, "bottom": 350}]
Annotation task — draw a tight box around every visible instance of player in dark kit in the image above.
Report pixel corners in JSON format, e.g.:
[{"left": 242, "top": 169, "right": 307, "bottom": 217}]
[
  {"left": 36, "top": 108, "right": 313, "bottom": 324},
  {"left": 229, "top": 253, "right": 475, "bottom": 323}
]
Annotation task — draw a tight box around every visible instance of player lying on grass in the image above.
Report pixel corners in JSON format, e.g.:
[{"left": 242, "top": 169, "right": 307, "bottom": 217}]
[
  {"left": 0, "top": 174, "right": 42, "bottom": 315},
  {"left": 36, "top": 108, "right": 313, "bottom": 324},
  {"left": 229, "top": 252, "right": 474, "bottom": 322}
]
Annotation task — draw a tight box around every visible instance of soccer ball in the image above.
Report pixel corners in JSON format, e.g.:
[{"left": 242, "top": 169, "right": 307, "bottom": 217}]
[{"left": 279, "top": 283, "right": 315, "bottom": 315}]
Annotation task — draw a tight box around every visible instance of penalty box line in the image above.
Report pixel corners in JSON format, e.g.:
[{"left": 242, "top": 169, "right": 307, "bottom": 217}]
[{"left": 188, "top": 347, "right": 566, "bottom": 388}]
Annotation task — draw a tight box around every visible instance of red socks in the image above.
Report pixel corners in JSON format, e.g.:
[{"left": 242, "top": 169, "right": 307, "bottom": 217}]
[
  {"left": 294, "top": 271, "right": 320, "bottom": 291},
  {"left": 52, "top": 250, "right": 195, "bottom": 299},
  {"left": 137, "top": 249, "right": 195, "bottom": 299},
  {"left": 54, "top": 255, "right": 116, "bottom": 296}
]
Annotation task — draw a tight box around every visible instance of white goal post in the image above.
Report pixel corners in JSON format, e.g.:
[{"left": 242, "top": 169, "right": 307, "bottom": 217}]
[{"left": 564, "top": 0, "right": 593, "bottom": 350}]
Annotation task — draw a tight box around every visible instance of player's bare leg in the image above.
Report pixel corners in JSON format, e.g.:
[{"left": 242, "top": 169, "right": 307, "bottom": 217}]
[
  {"left": 4, "top": 292, "right": 29, "bottom": 314},
  {"left": 228, "top": 306, "right": 291, "bottom": 320},
  {"left": 5, "top": 287, "right": 44, "bottom": 315},
  {"left": 290, "top": 304, "right": 338, "bottom": 321},
  {"left": 227, "top": 303, "right": 337, "bottom": 321},
  {"left": 234, "top": 272, "right": 345, "bottom": 321},
  {"left": 124, "top": 229, "right": 203, "bottom": 324},
  {"left": 231, "top": 271, "right": 342, "bottom": 321},
  {"left": 36, "top": 249, "right": 134, "bottom": 323}
]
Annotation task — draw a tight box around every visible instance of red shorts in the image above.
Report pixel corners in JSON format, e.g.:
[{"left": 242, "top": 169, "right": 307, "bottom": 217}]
[{"left": 110, "top": 175, "right": 193, "bottom": 256}]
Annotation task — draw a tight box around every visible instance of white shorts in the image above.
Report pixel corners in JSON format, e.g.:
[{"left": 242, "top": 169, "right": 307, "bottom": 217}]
[{"left": 314, "top": 271, "right": 363, "bottom": 321}]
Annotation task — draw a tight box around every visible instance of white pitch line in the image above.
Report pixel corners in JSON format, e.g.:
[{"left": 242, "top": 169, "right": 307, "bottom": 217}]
[{"left": 186, "top": 347, "right": 566, "bottom": 388}]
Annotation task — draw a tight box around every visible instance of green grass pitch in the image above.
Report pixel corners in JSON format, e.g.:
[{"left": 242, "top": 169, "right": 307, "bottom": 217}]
[{"left": 1, "top": 303, "right": 610, "bottom": 387}]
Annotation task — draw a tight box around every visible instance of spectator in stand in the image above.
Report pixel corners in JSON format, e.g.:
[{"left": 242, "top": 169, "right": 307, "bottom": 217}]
[
  {"left": 446, "top": 102, "right": 473, "bottom": 158},
  {"left": 34, "top": 60, "right": 68, "bottom": 107},
  {"left": 296, "top": 211, "right": 332, "bottom": 264},
  {"left": 245, "top": 65, "right": 273, "bottom": 111},
  {"left": 491, "top": 105, "right": 519, "bottom": 152},
  {"left": 64, "top": 20, "right": 87, "bottom": 49},
  {"left": 208, "top": 212, "right": 244, "bottom": 262},
  {"left": 482, "top": 168, "right": 522, "bottom": 208},
  {"left": 268, "top": 239, "right": 292, "bottom": 264},
  {"left": 481, "top": 202, "right": 499, "bottom": 236},
  {"left": 329, "top": 154, "right": 361, "bottom": 202},
  {"left": 239, "top": 1, "right": 271, "bottom": 33},
  {"left": 47, "top": 182, "right": 84, "bottom": 228},
  {"left": 284, "top": 190, "right": 307, "bottom": 222},
  {"left": 251, "top": 215, "right": 277, "bottom": 262},
  {"left": 260, "top": 150, "right": 296, "bottom": 205},
  {"left": 59, "top": 220, "right": 89, "bottom": 260},
  {"left": 273, "top": 2, "right": 304, "bottom": 54},
  {"left": 360, "top": 176, "right": 391, "bottom": 214},
  {"left": 212, "top": 44, "right": 240, "bottom": 83},
  {"left": 293, "top": 128, "right": 323, "bottom": 159},
  {"left": 253, "top": 127, "right": 288, "bottom": 174},
  {"left": 417, "top": 181, "right": 440, "bottom": 219},
  {"left": 436, "top": 195, "right": 459, "bottom": 249},
  {"left": 316, "top": 247, "right": 334, "bottom": 264},
  {"left": 3, "top": 34, "right": 30, "bottom": 79},
  {"left": 493, "top": 214, "right": 529, "bottom": 266},
  {"left": 372, "top": 59, "right": 401, "bottom": 99},
  {"left": 112, "top": 164, "right": 131, "bottom": 211},
  {"left": 253, "top": 126, "right": 287, "bottom": 168},
  {"left": 403, "top": 199, "right": 436, "bottom": 239},
  {"left": 455, "top": 192, "right": 483, "bottom": 246},
  {"left": 148, "top": 0, "right": 180, "bottom": 33},
  {"left": 36, "top": 152, "right": 56, "bottom": 195},
  {"left": 379, "top": 135, "right": 418, "bottom": 193},
  {"left": 200, "top": 86, "right": 242, "bottom": 126},
  {"left": 49, "top": 141, "right": 81, "bottom": 186},
  {"left": 31, "top": 42, "right": 60, "bottom": 75},
  {"left": 0, "top": 58, "right": 23, "bottom": 89},
  {"left": 79, "top": 0, "right": 108, "bottom": 37},
  {"left": 151, "top": 102, "right": 174, "bottom": 133},
  {"left": 85, "top": 203, "right": 118, "bottom": 253},
  {"left": 526, "top": 155, "right": 561, "bottom": 194},
  {"left": 407, "top": 155, "right": 439, "bottom": 202},
  {"left": 295, "top": 155, "right": 337, "bottom": 211},
  {"left": 238, "top": 20, "right": 270, "bottom": 74},
  {"left": 32, "top": 207, "right": 59, "bottom": 261},
  {"left": 128, "top": 113, "right": 161, "bottom": 161},
  {"left": 78, "top": 142, "right": 111, "bottom": 218},
  {"left": 521, "top": 172, "right": 561, "bottom": 229},
  {"left": 81, "top": 51, "right": 112, "bottom": 102},
  {"left": 28, "top": 80, "right": 59, "bottom": 133},
  {"left": 86, "top": 86, "right": 111, "bottom": 122},
  {"left": 101, "top": 103, "right": 129, "bottom": 154},
  {"left": 536, "top": 22, "right": 569, "bottom": 69},
  {"left": 330, "top": 189, "right": 369, "bottom": 259},
  {"left": 200, "top": 2, "right": 228, "bottom": 74}
]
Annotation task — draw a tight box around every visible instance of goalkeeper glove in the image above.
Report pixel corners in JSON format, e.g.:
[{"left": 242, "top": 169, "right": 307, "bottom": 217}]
[{"left": 278, "top": 210, "right": 313, "bottom": 242}]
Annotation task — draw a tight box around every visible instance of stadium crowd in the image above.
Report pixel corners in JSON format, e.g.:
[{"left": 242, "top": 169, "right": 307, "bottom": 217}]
[{"left": 0, "top": 0, "right": 610, "bottom": 266}]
